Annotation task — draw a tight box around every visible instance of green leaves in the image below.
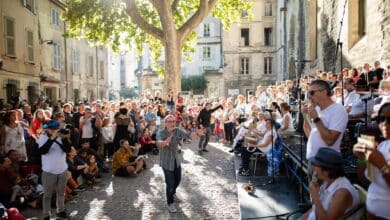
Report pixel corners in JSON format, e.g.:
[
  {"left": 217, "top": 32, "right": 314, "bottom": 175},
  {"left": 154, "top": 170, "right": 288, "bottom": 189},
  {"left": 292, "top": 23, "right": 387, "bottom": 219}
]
[{"left": 64, "top": 0, "right": 253, "bottom": 76}]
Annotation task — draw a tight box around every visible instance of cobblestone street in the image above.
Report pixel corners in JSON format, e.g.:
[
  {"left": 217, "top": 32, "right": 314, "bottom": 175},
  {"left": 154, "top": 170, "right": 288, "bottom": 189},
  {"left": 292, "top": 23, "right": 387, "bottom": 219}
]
[{"left": 25, "top": 139, "right": 240, "bottom": 220}]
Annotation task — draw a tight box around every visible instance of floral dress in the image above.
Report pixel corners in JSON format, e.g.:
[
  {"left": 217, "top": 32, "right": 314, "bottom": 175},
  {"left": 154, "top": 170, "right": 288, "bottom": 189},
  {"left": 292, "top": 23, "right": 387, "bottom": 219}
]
[{"left": 4, "top": 123, "right": 27, "bottom": 161}]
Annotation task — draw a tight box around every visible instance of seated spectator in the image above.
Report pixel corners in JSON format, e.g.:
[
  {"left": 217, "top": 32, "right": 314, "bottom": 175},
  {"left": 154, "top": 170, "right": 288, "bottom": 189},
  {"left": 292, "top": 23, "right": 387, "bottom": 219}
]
[
  {"left": 112, "top": 139, "right": 145, "bottom": 177},
  {"left": 139, "top": 128, "right": 157, "bottom": 155},
  {"left": 0, "top": 155, "right": 16, "bottom": 207},
  {"left": 85, "top": 155, "right": 99, "bottom": 183},
  {"left": 239, "top": 119, "right": 277, "bottom": 176},
  {"left": 79, "top": 140, "right": 108, "bottom": 173},
  {"left": 303, "top": 148, "right": 359, "bottom": 220},
  {"left": 67, "top": 147, "right": 89, "bottom": 182},
  {"left": 279, "top": 103, "right": 294, "bottom": 132},
  {"left": 353, "top": 103, "right": 390, "bottom": 219}
]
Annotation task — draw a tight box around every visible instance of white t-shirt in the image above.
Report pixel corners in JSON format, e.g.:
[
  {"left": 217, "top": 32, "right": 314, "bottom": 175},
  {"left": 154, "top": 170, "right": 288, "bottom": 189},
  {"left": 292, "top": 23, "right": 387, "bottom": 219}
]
[
  {"left": 306, "top": 103, "right": 348, "bottom": 159},
  {"left": 257, "top": 129, "right": 277, "bottom": 153},
  {"left": 80, "top": 117, "right": 94, "bottom": 138},
  {"left": 344, "top": 90, "right": 360, "bottom": 107},
  {"left": 308, "top": 177, "right": 360, "bottom": 220},
  {"left": 39, "top": 135, "right": 68, "bottom": 174},
  {"left": 366, "top": 140, "right": 390, "bottom": 218}
]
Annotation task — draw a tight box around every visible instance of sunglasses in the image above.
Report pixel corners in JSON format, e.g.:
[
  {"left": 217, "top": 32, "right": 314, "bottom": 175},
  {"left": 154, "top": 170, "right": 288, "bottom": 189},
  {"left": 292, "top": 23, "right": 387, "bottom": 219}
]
[
  {"left": 309, "top": 89, "right": 324, "bottom": 96},
  {"left": 377, "top": 116, "right": 390, "bottom": 123}
]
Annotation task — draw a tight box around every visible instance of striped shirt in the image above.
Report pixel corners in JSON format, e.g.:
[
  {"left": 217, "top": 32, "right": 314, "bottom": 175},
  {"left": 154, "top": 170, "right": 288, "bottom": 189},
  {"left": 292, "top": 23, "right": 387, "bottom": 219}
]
[{"left": 156, "top": 127, "right": 191, "bottom": 171}]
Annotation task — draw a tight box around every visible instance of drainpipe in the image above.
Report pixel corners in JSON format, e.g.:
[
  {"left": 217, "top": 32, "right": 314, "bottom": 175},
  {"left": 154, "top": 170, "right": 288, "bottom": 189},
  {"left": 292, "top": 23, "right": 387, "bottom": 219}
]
[
  {"left": 96, "top": 46, "right": 99, "bottom": 100},
  {"left": 283, "top": 0, "right": 288, "bottom": 80},
  {"left": 63, "top": 23, "right": 68, "bottom": 101}
]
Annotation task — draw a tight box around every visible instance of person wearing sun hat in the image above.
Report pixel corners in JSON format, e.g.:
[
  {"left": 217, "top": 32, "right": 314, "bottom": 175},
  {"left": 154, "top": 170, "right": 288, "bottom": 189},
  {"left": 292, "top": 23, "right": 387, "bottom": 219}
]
[
  {"left": 302, "top": 148, "right": 359, "bottom": 220},
  {"left": 39, "top": 120, "right": 72, "bottom": 220}
]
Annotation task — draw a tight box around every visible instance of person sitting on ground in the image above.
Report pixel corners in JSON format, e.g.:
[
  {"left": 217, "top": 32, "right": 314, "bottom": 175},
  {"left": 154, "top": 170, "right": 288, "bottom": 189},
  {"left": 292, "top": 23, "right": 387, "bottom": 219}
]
[
  {"left": 302, "top": 148, "right": 359, "bottom": 220},
  {"left": 139, "top": 128, "right": 157, "bottom": 155},
  {"left": 85, "top": 155, "right": 99, "bottom": 183},
  {"left": 112, "top": 139, "right": 145, "bottom": 177}
]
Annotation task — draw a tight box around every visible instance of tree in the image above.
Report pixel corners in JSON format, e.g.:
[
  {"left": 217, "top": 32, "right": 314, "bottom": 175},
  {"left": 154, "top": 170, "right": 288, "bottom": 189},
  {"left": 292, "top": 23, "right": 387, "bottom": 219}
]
[
  {"left": 64, "top": 0, "right": 253, "bottom": 95},
  {"left": 182, "top": 75, "right": 207, "bottom": 94},
  {"left": 119, "top": 87, "right": 138, "bottom": 98}
]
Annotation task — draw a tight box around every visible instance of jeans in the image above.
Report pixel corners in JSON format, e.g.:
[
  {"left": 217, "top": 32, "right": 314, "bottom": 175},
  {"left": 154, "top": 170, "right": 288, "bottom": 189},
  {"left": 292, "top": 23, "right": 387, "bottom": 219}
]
[
  {"left": 198, "top": 126, "right": 212, "bottom": 149},
  {"left": 42, "top": 170, "right": 68, "bottom": 217},
  {"left": 162, "top": 161, "right": 181, "bottom": 205},
  {"left": 224, "top": 122, "right": 234, "bottom": 144}
]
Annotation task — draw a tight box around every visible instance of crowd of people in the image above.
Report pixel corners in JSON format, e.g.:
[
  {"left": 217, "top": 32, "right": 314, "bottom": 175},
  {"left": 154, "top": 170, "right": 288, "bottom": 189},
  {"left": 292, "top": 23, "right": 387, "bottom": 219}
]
[{"left": 0, "top": 60, "right": 388, "bottom": 219}]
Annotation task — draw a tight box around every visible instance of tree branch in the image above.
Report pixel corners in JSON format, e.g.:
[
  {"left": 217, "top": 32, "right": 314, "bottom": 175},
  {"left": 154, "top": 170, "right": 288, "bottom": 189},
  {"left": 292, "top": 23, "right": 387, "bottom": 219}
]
[
  {"left": 178, "top": 0, "right": 218, "bottom": 43},
  {"left": 124, "top": 0, "right": 163, "bottom": 41},
  {"left": 171, "top": 0, "right": 180, "bottom": 12}
]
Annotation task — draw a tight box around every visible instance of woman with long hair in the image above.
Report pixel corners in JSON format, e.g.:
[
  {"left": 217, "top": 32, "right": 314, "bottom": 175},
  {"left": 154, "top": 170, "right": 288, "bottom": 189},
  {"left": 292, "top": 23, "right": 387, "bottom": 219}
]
[{"left": 0, "top": 110, "right": 27, "bottom": 161}]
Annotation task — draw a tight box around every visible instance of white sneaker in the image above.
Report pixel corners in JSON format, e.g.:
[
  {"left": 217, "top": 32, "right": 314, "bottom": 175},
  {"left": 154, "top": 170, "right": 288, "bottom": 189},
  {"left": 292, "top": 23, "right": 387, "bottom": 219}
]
[{"left": 167, "top": 203, "right": 177, "bottom": 213}]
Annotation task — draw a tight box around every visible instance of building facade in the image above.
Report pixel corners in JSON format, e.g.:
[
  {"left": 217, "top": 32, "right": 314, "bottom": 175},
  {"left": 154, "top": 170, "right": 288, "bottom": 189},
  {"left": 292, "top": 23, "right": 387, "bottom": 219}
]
[
  {"left": 222, "top": 0, "right": 277, "bottom": 97},
  {"left": 0, "top": 0, "right": 40, "bottom": 104},
  {"left": 0, "top": 0, "right": 109, "bottom": 104},
  {"left": 275, "top": 0, "right": 390, "bottom": 78}
]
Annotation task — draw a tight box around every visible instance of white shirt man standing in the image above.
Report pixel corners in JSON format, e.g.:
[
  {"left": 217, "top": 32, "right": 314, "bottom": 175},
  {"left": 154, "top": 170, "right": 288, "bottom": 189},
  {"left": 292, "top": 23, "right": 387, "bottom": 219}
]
[{"left": 302, "top": 80, "right": 348, "bottom": 159}]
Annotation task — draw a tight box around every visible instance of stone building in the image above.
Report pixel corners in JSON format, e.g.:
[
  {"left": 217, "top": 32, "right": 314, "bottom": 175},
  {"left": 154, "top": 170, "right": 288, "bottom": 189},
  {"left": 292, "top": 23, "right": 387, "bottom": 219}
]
[
  {"left": 275, "top": 0, "right": 390, "bottom": 79},
  {"left": 0, "top": 0, "right": 40, "bottom": 103},
  {"left": 222, "top": 0, "right": 277, "bottom": 97},
  {"left": 0, "top": 0, "right": 109, "bottom": 104}
]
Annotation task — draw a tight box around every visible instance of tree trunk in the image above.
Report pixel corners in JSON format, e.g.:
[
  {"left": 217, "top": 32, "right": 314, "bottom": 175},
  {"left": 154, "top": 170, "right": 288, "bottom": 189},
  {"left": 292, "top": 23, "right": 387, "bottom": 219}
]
[{"left": 163, "top": 31, "right": 182, "bottom": 96}]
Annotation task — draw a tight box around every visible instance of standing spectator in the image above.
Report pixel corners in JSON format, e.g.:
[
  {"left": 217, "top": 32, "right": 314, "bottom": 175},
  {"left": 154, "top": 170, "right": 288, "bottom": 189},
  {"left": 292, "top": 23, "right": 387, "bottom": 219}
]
[
  {"left": 369, "top": 60, "right": 384, "bottom": 90},
  {"left": 79, "top": 107, "right": 100, "bottom": 151},
  {"left": 166, "top": 91, "right": 175, "bottom": 113},
  {"left": 113, "top": 108, "right": 134, "bottom": 151},
  {"left": 39, "top": 120, "right": 71, "bottom": 220},
  {"left": 101, "top": 117, "right": 114, "bottom": 158},
  {"left": 29, "top": 109, "right": 46, "bottom": 144},
  {"left": 0, "top": 111, "right": 27, "bottom": 161},
  {"left": 302, "top": 80, "right": 348, "bottom": 160},
  {"left": 197, "top": 102, "right": 222, "bottom": 154}
]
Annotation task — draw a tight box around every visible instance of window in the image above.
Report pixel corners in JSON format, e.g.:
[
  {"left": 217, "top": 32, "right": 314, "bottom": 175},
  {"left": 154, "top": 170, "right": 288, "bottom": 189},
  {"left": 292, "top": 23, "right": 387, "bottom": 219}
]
[
  {"left": 53, "top": 43, "right": 61, "bottom": 70},
  {"left": 203, "top": 47, "right": 211, "bottom": 60},
  {"left": 241, "top": 28, "right": 249, "bottom": 46},
  {"left": 22, "top": 0, "right": 35, "bottom": 13},
  {"left": 348, "top": 0, "right": 366, "bottom": 48},
  {"left": 203, "top": 24, "right": 210, "bottom": 37},
  {"left": 88, "top": 56, "right": 94, "bottom": 77},
  {"left": 51, "top": 8, "right": 60, "bottom": 27},
  {"left": 241, "top": 10, "right": 248, "bottom": 18},
  {"left": 71, "top": 49, "right": 79, "bottom": 74},
  {"left": 26, "top": 30, "right": 34, "bottom": 63},
  {"left": 265, "top": 3, "right": 272, "bottom": 16},
  {"left": 264, "top": 28, "right": 272, "bottom": 46},
  {"left": 240, "top": 58, "right": 249, "bottom": 75},
  {"left": 100, "top": 61, "right": 104, "bottom": 79},
  {"left": 4, "top": 17, "right": 16, "bottom": 57},
  {"left": 264, "top": 57, "right": 273, "bottom": 74}
]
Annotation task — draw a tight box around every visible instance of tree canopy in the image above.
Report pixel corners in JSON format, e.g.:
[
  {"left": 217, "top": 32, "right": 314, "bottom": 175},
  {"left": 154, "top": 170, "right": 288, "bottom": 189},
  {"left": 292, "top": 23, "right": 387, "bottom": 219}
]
[{"left": 64, "top": 0, "right": 253, "bottom": 93}]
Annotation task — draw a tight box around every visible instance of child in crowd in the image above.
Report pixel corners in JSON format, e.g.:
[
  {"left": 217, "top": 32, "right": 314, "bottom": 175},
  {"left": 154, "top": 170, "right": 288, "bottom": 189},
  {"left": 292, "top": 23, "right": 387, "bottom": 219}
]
[{"left": 101, "top": 117, "right": 114, "bottom": 158}]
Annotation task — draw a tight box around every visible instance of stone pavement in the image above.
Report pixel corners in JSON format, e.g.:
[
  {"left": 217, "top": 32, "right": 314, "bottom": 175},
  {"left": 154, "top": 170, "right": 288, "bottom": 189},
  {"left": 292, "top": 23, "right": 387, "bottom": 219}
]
[{"left": 23, "top": 139, "right": 240, "bottom": 220}]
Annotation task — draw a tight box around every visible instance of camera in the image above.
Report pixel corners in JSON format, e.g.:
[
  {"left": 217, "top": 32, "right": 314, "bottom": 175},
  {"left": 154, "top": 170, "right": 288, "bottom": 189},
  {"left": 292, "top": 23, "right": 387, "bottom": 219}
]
[{"left": 59, "top": 128, "right": 70, "bottom": 135}]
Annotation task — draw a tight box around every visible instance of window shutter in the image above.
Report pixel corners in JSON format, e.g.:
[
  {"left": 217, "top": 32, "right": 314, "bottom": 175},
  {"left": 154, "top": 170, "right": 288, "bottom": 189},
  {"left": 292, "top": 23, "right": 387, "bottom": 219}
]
[
  {"left": 5, "top": 18, "right": 16, "bottom": 57},
  {"left": 27, "top": 30, "right": 34, "bottom": 62}
]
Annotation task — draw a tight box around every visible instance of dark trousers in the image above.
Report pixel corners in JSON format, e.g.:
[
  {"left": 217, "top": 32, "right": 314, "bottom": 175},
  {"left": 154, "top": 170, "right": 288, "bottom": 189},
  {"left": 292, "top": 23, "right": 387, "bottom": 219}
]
[
  {"left": 162, "top": 161, "right": 181, "bottom": 205},
  {"left": 240, "top": 146, "right": 259, "bottom": 170},
  {"left": 198, "top": 126, "right": 211, "bottom": 149},
  {"left": 224, "top": 122, "right": 234, "bottom": 143}
]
